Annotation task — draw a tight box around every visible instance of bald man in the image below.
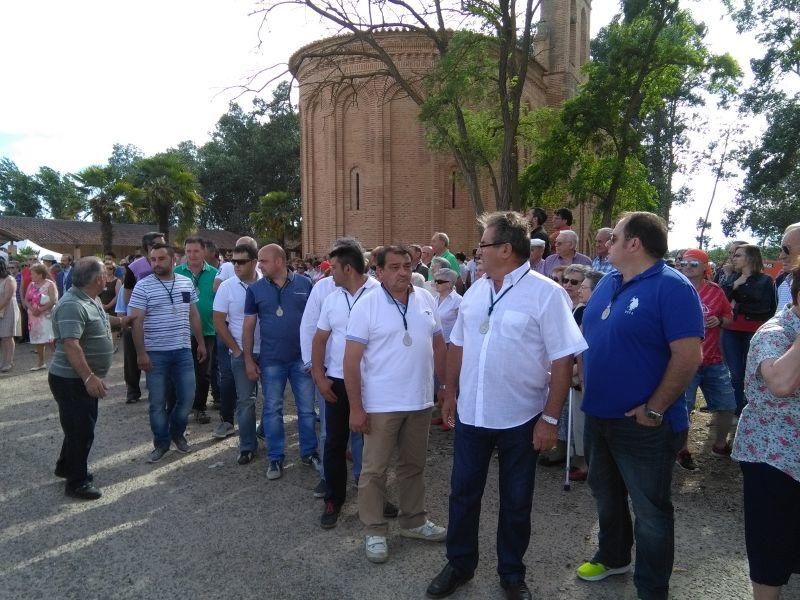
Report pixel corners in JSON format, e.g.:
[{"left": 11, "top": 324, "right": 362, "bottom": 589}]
[{"left": 242, "top": 244, "right": 319, "bottom": 481}]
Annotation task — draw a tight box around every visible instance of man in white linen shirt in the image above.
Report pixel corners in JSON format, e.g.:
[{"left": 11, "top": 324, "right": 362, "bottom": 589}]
[
  {"left": 426, "top": 211, "right": 587, "bottom": 600},
  {"left": 344, "top": 245, "right": 448, "bottom": 565}
]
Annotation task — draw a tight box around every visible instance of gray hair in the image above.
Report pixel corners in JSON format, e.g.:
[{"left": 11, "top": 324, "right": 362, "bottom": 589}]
[
  {"left": 432, "top": 232, "right": 450, "bottom": 247},
  {"left": 72, "top": 256, "right": 104, "bottom": 288},
  {"left": 411, "top": 272, "right": 426, "bottom": 287},
  {"left": 596, "top": 227, "right": 613, "bottom": 240},
  {"left": 564, "top": 264, "right": 589, "bottom": 278},
  {"left": 436, "top": 268, "right": 459, "bottom": 284},
  {"left": 558, "top": 230, "right": 579, "bottom": 246},
  {"left": 431, "top": 256, "right": 450, "bottom": 271}
]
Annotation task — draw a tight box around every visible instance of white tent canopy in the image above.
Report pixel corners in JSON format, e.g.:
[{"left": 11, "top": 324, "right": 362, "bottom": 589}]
[{"left": 1, "top": 240, "right": 63, "bottom": 261}]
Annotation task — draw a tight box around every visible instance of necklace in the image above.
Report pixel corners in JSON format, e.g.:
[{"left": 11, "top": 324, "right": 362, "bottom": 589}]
[
  {"left": 156, "top": 276, "right": 177, "bottom": 314},
  {"left": 270, "top": 275, "right": 290, "bottom": 317},
  {"left": 382, "top": 284, "right": 412, "bottom": 346},
  {"left": 480, "top": 268, "right": 530, "bottom": 334},
  {"left": 344, "top": 283, "right": 368, "bottom": 314}
]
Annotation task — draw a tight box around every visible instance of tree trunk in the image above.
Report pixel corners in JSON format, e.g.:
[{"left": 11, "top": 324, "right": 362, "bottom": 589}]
[{"left": 100, "top": 216, "right": 114, "bottom": 255}]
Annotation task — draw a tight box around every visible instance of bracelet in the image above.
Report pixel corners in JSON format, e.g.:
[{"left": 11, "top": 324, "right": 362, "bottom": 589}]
[{"left": 84, "top": 373, "right": 95, "bottom": 384}]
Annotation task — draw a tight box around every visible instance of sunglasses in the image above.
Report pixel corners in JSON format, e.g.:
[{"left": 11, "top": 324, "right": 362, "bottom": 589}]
[
  {"left": 551, "top": 276, "right": 563, "bottom": 283},
  {"left": 231, "top": 259, "right": 254, "bottom": 266},
  {"left": 562, "top": 277, "right": 582, "bottom": 286},
  {"left": 781, "top": 245, "right": 792, "bottom": 255},
  {"left": 434, "top": 279, "right": 451, "bottom": 285},
  {"left": 679, "top": 260, "right": 701, "bottom": 268}
]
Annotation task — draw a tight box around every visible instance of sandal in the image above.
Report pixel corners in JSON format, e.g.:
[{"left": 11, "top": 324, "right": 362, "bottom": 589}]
[{"left": 30, "top": 364, "right": 47, "bottom": 371}]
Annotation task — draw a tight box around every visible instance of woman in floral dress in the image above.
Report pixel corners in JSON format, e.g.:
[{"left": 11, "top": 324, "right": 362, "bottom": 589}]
[{"left": 24, "top": 263, "right": 58, "bottom": 370}]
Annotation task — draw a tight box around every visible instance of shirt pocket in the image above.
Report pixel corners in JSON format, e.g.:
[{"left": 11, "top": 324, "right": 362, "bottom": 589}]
[{"left": 500, "top": 309, "right": 529, "bottom": 340}]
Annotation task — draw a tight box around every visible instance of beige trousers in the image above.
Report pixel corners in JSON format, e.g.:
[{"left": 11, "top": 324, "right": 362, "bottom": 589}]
[{"left": 358, "top": 407, "right": 432, "bottom": 535}]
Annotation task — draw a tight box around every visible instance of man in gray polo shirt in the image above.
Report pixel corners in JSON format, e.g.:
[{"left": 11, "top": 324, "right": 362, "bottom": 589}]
[{"left": 50, "top": 257, "right": 127, "bottom": 500}]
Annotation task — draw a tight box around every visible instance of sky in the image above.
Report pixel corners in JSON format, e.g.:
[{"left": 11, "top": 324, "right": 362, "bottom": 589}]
[{"left": 0, "top": 0, "right": 762, "bottom": 249}]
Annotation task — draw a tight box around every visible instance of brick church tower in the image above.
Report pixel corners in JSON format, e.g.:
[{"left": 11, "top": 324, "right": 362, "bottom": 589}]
[{"left": 289, "top": 0, "right": 591, "bottom": 256}]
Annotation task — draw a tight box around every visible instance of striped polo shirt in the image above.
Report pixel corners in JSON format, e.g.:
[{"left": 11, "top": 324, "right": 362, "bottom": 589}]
[
  {"left": 128, "top": 273, "right": 198, "bottom": 351},
  {"left": 50, "top": 287, "right": 114, "bottom": 379}
]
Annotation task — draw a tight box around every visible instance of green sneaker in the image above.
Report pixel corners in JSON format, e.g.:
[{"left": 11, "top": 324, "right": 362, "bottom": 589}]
[{"left": 576, "top": 561, "right": 631, "bottom": 581}]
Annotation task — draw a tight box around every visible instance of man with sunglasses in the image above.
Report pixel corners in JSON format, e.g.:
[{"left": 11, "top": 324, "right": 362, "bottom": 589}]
[
  {"left": 776, "top": 224, "right": 800, "bottom": 310},
  {"left": 212, "top": 244, "right": 262, "bottom": 457},
  {"left": 676, "top": 249, "right": 735, "bottom": 470}
]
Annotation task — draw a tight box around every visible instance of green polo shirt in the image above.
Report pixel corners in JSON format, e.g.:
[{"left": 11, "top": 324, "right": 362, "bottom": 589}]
[
  {"left": 428, "top": 249, "right": 461, "bottom": 280},
  {"left": 174, "top": 262, "right": 218, "bottom": 336},
  {"left": 50, "top": 287, "right": 114, "bottom": 379}
]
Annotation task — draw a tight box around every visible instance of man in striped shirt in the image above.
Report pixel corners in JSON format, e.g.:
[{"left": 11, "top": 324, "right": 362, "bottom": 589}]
[
  {"left": 591, "top": 228, "right": 615, "bottom": 274},
  {"left": 128, "top": 243, "right": 207, "bottom": 464}
]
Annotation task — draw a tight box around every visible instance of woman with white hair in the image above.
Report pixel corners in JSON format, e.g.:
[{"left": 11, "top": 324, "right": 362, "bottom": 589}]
[{"left": 433, "top": 268, "right": 462, "bottom": 344}]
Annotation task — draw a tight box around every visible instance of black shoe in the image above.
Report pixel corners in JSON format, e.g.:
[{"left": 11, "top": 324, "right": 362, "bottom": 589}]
[
  {"left": 320, "top": 500, "right": 340, "bottom": 529},
  {"left": 383, "top": 501, "right": 399, "bottom": 519},
  {"left": 238, "top": 451, "right": 255, "bottom": 465},
  {"left": 501, "top": 581, "right": 531, "bottom": 600},
  {"left": 125, "top": 396, "right": 140, "bottom": 404},
  {"left": 426, "top": 563, "right": 472, "bottom": 598},
  {"left": 195, "top": 410, "right": 211, "bottom": 424},
  {"left": 65, "top": 482, "right": 102, "bottom": 500},
  {"left": 55, "top": 468, "right": 93, "bottom": 482}
]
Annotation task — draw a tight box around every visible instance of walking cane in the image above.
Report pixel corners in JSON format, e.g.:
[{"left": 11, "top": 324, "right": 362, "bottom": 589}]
[{"left": 563, "top": 387, "right": 574, "bottom": 492}]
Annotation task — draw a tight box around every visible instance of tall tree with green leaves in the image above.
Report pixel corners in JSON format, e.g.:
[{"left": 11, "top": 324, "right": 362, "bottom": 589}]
[
  {"left": 249, "top": 191, "right": 301, "bottom": 247},
  {"left": 34, "top": 166, "right": 85, "bottom": 219},
  {"left": 722, "top": 0, "right": 800, "bottom": 243},
  {"left": 521, "top": 0, "right": 740, "bottom": 226},
  {"left": 72, "top": 165, "right": 135, "bottom": 254},
  {"left": 0, "top": 158, "right": 42, "bottom": 217},
  {"left": 128, "top": 153, "right": 204, "bottom": 242}
]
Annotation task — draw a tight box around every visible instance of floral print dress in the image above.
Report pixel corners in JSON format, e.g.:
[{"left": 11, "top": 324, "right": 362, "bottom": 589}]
[
  {"left": 732, "top": 306, "right": 800, "bottom": 483},
  {"left": 25, "top": 280, "right": 55, "bottom": 344}
]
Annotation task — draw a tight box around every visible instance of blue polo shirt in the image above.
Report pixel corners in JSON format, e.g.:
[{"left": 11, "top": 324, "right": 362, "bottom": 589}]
[
  {"left": 244, "top": 270, "right": 312, "bottom": 365},
  {"left": 581, "top": 260, "right": 703, "bottom": 432}
]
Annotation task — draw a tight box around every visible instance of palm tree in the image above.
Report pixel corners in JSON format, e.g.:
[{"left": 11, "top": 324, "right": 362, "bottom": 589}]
[
  {"left": 128, "top": 154, "right": 204, "bottom": 243},
  {"left": 249, "top": 191, "right": 300, "bottom": 248},
  {"left": 72, "top": 166, "right": 134, "bottom": 254}
]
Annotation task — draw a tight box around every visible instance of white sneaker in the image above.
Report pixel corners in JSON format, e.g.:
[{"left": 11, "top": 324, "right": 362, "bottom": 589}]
[
  {"left": 399, "top": 519, "right": 447, "bottom": 542},
  {"left": 365, "top": 535, "right": 388, "bottom": 563}
]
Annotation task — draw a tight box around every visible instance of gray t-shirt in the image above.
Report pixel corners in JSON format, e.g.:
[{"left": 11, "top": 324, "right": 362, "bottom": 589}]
[{"left": 50, "top": 287, "right": 114, "bottom": 379}]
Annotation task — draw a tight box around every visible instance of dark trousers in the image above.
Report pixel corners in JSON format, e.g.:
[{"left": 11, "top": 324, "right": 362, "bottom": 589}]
[
  {"left": 191, "top": 335, "right": 216, "bottom": 411},
  {"left": 446, "top": 416, "right": 539, "bottom": 586},
  {"left": 217, "top": 338, "right": 236, "bottom": 423},
  {"left": 49, "top": 373, "right": 98, "bottom": 489},
  {"left": 122, "top": 327, "right": 141, "bottom": 399},
  {"left": 585, "top": 415, "right": 682, "bottom": 600},
  {"left": 720, "top": 329, "right": 754, "bottom": 416},
  {"left": 323, "top": 377, "right": 350, "bottom": 507}
]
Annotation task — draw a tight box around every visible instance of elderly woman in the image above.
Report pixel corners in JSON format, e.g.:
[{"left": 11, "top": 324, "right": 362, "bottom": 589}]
[
  {"left": 0, "top": 258, "right": 20, "bottom": 372},
  {"left": 732, "top": 264, "right": 800, "bottom": 600},
  {"left": 24, "top": 263, "right": 58, "bottom": 371},
  {"left": 562, "top": 264, "right": 590, "bottom": 309},
  {"left": 433, "top": 268, "right": 462, "bottom": 344}
]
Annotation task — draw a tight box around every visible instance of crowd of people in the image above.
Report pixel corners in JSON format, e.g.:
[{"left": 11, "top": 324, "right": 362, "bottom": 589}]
[{"left": 2, "top": 206, "right": 798, "bottom": 600}]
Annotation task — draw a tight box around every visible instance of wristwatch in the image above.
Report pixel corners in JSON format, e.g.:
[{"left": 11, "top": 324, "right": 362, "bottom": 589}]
[
  {"left": 645, "top": 406, "right": 663, "bottom": 425},
  {"left": 541, "top": 414, "right": 559, "bottom": 426}
]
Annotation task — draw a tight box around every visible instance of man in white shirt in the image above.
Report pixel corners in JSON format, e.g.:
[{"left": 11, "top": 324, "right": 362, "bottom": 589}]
[
  {"left": 426, "top": 212, "right": 587, "bottom": 600},
  {"left": 311, "top": 239, "right": 380, "bottom": 528},
  {"left": 344, "top": 245, "right": 447, "bottom": 564},
  {"left": 212, "top": 243, "right": 261, "bottom": 464}
]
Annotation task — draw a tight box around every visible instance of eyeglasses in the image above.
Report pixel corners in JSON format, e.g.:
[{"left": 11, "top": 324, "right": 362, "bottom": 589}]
[
  {"left": 434, "top": 279, "right": 450, "bottom": 285},
  {"left": 609, "top": 233, "right": 625, "bottom": 245},
  {"left": 679, "top": 260, "right": 701, "bottom": 268},
  {"left": 562, "top": 277, "right": 583, "bottom": 286},
  {"left": 781, "top": 245, "right": 792, "bottom": 255},
  {"left": 231, "top": 259, "right": 254, "bottom": 266},
  {"left": 478, "top": 240, "right": 508, "bottom": 249},
  {"left": 551, "top": 276, "right": 563, "bottom": 283}
]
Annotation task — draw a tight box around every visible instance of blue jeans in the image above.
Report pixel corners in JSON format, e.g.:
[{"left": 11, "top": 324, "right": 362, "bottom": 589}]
[
  {"left": 721, "top": 329, "right": 754, "bottom": 416},
  {"left": 585, "top": 415, "right": 682, "bottom": 600},
  {"left": 146, "top": 349, "right": 196, "bottom": 449},
  {"left": 231, "top": 354, "right": 259, "bottom": 452},
  {"left": 260, "top": 359, "right": 317, "bottom": 462},
  {"left": 316, "top": 385, "right": 326, "bottom": 481},
  {"left": 217, "top": 339, "right": 237, "bottom": 423},
  {"left": 446, "top": 416, "right": 539, "bottom": 585},
  {"left": 684, "top": 362, "right": 736, "bottom": 414}
]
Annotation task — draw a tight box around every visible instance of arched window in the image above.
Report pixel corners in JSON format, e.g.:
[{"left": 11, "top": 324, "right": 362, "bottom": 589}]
[{"left": 350, "top": 167, "right": 361, "bottom": 211}]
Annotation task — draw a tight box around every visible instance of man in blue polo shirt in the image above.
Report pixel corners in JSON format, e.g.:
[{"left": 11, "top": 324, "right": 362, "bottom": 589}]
[
  {"left": 577, "top": 212, "right": 703, "bottom": 600},
  {"left": 242, "top": 244, "right": 319, "bottom": 481}
]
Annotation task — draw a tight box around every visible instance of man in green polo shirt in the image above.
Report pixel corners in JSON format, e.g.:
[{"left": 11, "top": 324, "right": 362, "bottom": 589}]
[
  {"left": 175, "top": 237, "right": 218, "bottom": 424},
  {"left": 50, "top": 257, "right": 128, "bottom": 500},
  {"left": 431, "top": 232, "right": 465, "bottom": 293}
]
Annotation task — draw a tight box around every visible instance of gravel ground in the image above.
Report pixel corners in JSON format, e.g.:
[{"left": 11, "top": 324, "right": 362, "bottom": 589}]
[{"left": 1, "top": 343, "right": 798, "bottom": 600}]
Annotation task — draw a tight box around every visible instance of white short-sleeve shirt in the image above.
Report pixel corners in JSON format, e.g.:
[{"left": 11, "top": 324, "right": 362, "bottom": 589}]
[
  {"left": 450, "top": 261, "right": 588, "bottom": 429},
  {"left": 212, "top": 273, "right": 262, "bottom": 352},
  {"left": 317, "top": 276, "right": 379, "bottom": 378},
  {"left": 435, "top": 290, "right": 462, "bottom": 343},
  {"left": 346, "top": 285, "right": 442, "bottom": 413},
  {"left": 300, "top": 276, "right": 337, "bottom": 366}
]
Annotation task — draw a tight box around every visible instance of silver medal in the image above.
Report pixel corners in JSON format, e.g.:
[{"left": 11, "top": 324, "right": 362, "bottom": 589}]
[
  {"left": 276, "top": 306, "right": 284, "bottom": 317},
  {"left": 479, "top": 320, "right": 490, "bottom": 334},
  {"left": 601, "top": 305, "right": 611, "bottom": 320},
  {"left": 403, "top": 332, "right": 412, "bottom": 346}
]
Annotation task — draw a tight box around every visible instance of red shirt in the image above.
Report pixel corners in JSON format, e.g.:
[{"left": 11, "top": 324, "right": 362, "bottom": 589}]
[{"left": 698, "top": 282, "right": 732, "bottom": 366}]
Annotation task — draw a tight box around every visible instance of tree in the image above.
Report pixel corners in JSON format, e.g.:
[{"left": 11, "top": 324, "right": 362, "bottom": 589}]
[
  {"left": 34, "top": 166, "right": 85, "bottom": 220},
  {"left": 249, "top": 191, "right": 301, "bottom": 247},
  {"left": 0, "top": 158, "right": 41, "bottom": 217},
  {"left": 72, "top": 165, "right": 134, "bottom": 254},
  {"left": 197, "top": 82, "right": 299, "bottom": 234},
  {"left": 108, "top": 143, "right": 144, "bottom": 179},
  {"left": 695, "top": 217, "right": 711, "bottom": 249},
  {"left": 521, "top": 0, "right": 739, "bottom": 226},
  {"left": 252, "top": 0, "right": 543, "bottom": 213},
  {"left": 723, "top": 0, "right": 800, "bottom": 243},
  {"left": 128, "top": 153, "right": 204, "bottom": 242}
]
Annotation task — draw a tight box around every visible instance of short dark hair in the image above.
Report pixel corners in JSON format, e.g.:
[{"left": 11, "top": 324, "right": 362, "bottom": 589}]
[
  {"left": 141, "top": 232, "right": 165, "bottom": 252},
  {"left": 620, "top": 212, "right": 668, "bottom": 260},
  {"left": 150, "top": 243, "right": 175, "bottom": 257},
  {"left": 532, "top": 207, "right": 548, "bottom": 225},
  {"left": 232, "top": 244, "right": 257, "bottom": 260},
  {"left": 376, "top": 245, "right": 412, "bottom": 268},
  {"left": 329, "top": 238, "right": 366, "bottom": 274},
  {"left": 184, "top": 237, "right": 206, "bottom": 249},
  {"left": 477, "top": 211, "right": 531, "bottom": 260},
  {"left": 555, "top": 208, "right": 573, "bottom": 225},
  {"left": 204, "top": 239, "right": 218, "bottom": 254},
  {"left": 104, "top": 251, "right": 117, "bottom": 259}
]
